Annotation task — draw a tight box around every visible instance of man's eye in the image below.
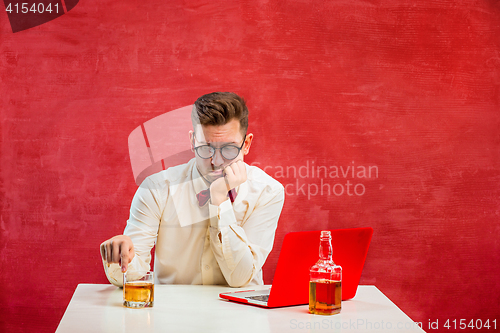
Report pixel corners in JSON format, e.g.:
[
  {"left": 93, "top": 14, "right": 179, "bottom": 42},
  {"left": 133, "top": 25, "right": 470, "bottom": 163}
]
[{"left": 222, "top": 146, "right": 238, "bottom": 152}]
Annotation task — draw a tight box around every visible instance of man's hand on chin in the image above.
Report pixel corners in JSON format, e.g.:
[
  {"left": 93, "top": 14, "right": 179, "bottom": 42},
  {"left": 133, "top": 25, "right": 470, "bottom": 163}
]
[{"left": 210, "top": 160, "right": 247, "bottom": 206}]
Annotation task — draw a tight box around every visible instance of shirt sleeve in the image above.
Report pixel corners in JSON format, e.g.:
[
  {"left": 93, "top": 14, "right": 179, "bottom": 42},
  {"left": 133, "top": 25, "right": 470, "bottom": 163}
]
[
  {"left": 103, "top": 177, "right": 165, "bottom": 287},
  {"left": 208, "top": 184, "right": 285, "bottom": 287}
]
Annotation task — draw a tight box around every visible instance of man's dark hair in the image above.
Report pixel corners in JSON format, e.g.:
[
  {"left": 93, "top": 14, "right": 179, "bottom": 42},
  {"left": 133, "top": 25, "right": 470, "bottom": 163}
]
[{"left": 192, "top": 92, "right": 248, "bottom": 134}]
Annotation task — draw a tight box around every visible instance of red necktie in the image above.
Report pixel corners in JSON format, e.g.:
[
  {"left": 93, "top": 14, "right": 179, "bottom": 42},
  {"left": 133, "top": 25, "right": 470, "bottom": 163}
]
[{"left": 196, "top": 188, "right": 237, "bottom": 207}]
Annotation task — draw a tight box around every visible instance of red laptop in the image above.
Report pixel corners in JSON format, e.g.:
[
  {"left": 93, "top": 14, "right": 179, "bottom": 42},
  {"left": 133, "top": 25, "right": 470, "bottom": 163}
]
[{"left": 219, "top": 227, "right": 373, "bottom": 308}]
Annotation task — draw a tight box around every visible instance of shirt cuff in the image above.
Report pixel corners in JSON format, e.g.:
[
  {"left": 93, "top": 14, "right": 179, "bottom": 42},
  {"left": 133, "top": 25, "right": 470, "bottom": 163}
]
[
  {"left": 209, "top": 198, "right": 237, "bottom": 229},
  {"left": 103, "top": 260, "right": 124, "bottom": 287}
]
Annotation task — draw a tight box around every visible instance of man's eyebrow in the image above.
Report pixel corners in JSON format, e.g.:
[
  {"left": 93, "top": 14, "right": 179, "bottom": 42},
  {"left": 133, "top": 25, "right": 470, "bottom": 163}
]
[{"left": 202, "top": 140, "right": 239, "bottom": 146}]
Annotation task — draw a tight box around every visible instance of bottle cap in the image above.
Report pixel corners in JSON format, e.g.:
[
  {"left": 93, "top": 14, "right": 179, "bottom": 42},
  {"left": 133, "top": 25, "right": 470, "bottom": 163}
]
[{"left": 321, "top": 230, "right": 331, "bottom": 238}]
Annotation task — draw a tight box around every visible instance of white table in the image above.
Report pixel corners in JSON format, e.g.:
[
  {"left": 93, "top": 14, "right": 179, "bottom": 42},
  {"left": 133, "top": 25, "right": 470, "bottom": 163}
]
[{"left": 56, "top": 284, "right": 425, "bottom": 333}]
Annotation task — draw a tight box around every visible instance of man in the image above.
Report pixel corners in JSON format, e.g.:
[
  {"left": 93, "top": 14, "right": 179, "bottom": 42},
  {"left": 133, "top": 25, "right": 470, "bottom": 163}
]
[{"left": 100, "top": 92, "right": 285, "bottom": 287}]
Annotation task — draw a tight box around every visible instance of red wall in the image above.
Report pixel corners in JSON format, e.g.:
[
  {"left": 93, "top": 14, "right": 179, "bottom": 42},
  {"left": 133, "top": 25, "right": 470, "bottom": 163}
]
[{"left": 1, "top": 1, "right": 499, "bottom": 332}]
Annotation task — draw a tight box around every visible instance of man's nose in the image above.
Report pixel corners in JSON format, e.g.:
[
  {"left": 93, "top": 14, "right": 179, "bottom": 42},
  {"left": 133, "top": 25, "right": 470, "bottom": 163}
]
[{"left": 211, "top": 149, "right": 225, "bottom": 167}]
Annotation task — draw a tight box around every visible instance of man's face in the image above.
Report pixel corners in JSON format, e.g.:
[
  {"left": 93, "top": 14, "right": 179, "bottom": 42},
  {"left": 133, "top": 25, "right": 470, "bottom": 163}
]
[{"left": 190, "top": 119, "right": 253, "bottom": 183}]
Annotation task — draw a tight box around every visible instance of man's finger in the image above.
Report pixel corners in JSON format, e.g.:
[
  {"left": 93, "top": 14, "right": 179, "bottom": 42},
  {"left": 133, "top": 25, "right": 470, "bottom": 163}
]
[
  {"left": 111, "top": 240, "right": 121, "bottom": 263},
  {"left": 223, "top": 166, "right": 235, "bottom": 190},
  {"left": 100, "top": 243, "right": 106, "bottom": 261},
  {"left": 224, "top": 164, "right": 236, "bottom": 177},
  {"left": 129, "top": 246, "right": 135, "bottom": 263},
  {"left": 120, "top": 242, "right": 130, "bottom": 273},
  {"left": 106, "top": 242, "right": 113, "bottom": 263},
  {"left": 229, "top": 160, "right": 245, "bottom": 184},
  {"left": 233, "top": 160, "right": 245, "bottom": 175},
  {"left": 223, "top": 174, "right": 232, "bottom": 192},
  {"left": 100, "top": 243, "right": 109, "bottom": 267}
]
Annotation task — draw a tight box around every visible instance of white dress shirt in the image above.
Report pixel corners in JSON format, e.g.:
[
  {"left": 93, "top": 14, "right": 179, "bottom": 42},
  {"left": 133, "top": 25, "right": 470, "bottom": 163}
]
[{"left": 104, "top": 158, "right": 285, "bottom": 287}]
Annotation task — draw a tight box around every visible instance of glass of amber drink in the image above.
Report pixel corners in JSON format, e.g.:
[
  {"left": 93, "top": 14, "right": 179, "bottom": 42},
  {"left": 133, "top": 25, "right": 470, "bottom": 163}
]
[{"left": 123, "top": 271, "right": 154, "bottom": 308}]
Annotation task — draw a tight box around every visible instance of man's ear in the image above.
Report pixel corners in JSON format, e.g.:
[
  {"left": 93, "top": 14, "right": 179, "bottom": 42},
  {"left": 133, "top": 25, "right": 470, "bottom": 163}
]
[
  {"left": 243, "top": 133, "right": 254, "bottom": 155},
  {"left": 189, "top": 130, "right": 194, "bottom": 151}
]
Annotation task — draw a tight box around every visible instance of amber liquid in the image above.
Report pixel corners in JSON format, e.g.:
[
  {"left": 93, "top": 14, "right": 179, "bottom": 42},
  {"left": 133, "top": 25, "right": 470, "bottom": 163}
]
[
  {"left": 123, "top": 282, "right": 154, "bottom": 308},
  {"left": 309, "top": 279, "right": 341, "bottom": 315}
]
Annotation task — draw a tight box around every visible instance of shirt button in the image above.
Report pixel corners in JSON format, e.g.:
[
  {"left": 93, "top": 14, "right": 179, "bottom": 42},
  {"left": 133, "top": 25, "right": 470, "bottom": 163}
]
[{"left": 205, "top": 265, "right": 210, "bottom": 270}]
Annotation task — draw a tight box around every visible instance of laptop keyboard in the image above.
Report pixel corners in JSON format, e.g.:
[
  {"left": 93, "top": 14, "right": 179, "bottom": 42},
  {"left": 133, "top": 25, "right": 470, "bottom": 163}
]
[{"left": 246, "top": 294, "right": 270, "bottom": 302}]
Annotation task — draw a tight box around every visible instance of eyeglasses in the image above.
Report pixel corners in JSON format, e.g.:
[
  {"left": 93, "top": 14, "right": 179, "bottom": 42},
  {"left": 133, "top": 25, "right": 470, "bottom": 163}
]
[{"left": 194, "top": 135, "right": 246, "bottom": 160}]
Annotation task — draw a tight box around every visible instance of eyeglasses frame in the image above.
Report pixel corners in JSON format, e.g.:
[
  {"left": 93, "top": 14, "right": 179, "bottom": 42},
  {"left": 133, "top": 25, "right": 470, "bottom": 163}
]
[{"left": 193, "top": 134, "right": 247, "bottom": 160}]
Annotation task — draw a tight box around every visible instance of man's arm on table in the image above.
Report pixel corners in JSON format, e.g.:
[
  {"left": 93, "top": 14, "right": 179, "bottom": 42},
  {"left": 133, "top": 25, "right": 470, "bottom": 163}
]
[{"left": 102, "top": 177, "right": 162, "bottom": 287}]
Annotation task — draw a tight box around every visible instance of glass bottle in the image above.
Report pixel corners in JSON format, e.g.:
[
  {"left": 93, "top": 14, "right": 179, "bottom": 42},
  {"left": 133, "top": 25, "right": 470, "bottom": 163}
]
[{"left": 309, "top": 230, "right": 342, "bottom": 315}]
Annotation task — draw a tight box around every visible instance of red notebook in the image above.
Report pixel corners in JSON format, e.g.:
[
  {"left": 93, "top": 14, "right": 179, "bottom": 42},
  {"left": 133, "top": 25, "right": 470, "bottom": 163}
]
[{"left": 219, "top": 227, "right": 373, "bottom": 308}]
